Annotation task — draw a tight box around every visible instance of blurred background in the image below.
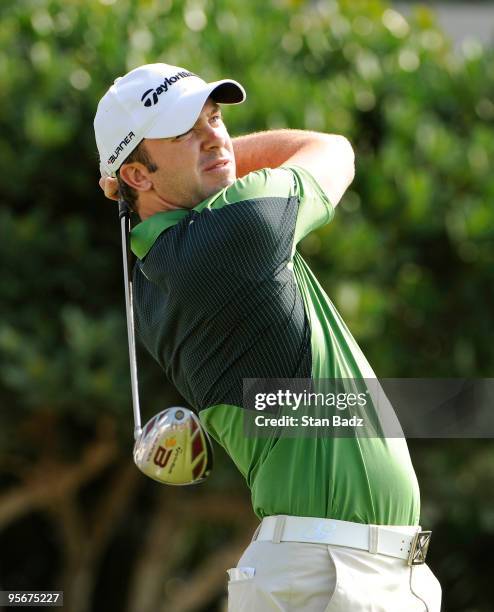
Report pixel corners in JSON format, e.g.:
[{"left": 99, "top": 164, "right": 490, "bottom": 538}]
[{"left": 0, "top": 0, "right": 493, "bottom": 610}]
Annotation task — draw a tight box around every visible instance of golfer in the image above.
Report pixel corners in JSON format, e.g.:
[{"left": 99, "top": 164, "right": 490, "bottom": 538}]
[{"left": 94, "top": 63, "right": 442, "bottom": 611}]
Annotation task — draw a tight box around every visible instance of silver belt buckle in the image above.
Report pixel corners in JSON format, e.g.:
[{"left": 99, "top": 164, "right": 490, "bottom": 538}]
[{"left": 407, "top": 530, "right": 432, "bottom": 566}]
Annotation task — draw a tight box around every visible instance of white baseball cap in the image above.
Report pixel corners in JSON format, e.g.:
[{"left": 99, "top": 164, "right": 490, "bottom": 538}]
[{"left": 94, "top": 63, "right": 246, "bottom": 178}]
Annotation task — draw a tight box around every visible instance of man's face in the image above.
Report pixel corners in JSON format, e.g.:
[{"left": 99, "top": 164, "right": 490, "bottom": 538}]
[{"left": 142, "top": 98, "right": 236, "bottom": 209}]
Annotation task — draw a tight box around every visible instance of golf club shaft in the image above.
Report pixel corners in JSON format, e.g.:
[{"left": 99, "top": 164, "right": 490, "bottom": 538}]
[{"left": 119, "top": 199, "right": 142, "bottom": 440}]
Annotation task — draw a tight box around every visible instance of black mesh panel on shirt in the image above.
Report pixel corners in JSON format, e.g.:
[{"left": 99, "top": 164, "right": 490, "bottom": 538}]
[{"left": 132, "top": 196, "right": 311, "bottom": 411}]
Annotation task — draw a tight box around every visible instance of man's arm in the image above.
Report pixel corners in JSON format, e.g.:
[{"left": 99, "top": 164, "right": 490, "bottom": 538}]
[
  {"left": 233, "top": 129, "right": 355, "bottom": 207},
  {"left": 100, "top": 129, "right": 355, "bottom": 206}
]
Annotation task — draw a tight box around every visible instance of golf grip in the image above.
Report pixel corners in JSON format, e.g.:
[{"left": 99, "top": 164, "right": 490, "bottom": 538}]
[{"left": 118, "top": 198, "right": 143, "bottom": 440}]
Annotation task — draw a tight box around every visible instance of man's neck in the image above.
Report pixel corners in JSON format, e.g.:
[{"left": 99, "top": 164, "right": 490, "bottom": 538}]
[{"left": 138, "top": 196, "right": 187, "bottom": 221}]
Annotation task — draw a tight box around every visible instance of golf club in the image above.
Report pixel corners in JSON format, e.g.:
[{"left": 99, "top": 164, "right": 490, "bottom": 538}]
[{"left": 118, "top": 197, "right": 213, "bottom": 485}]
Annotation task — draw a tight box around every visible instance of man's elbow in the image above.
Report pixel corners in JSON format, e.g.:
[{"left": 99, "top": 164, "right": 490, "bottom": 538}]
[
  {"left": 343, "top": 137, "right": 356, "bottom": 186},
  {"left": 327, "top": 134, "right": 355, "bottom": 179},
  {"left": 343, "top": 136, "right": 355, "bottom": 172},
  {"left": 320, "top": 134, "right": 356, "bottom": 204}
]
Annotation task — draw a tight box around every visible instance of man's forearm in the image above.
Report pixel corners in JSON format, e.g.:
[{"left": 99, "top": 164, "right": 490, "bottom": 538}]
[{"left": 233, "top": 129, "right": 329, "bottom": 177}]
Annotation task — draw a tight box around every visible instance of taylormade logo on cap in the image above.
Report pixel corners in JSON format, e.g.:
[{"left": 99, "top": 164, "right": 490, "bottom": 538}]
[
  {"left": 140, "top": 71, "right": 195, "bottom": 107},
  {"left": 94, "top": 62, "right": 246, "bottom": 178}
]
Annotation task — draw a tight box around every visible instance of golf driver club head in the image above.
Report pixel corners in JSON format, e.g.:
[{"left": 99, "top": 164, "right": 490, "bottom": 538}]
[{"left": 133, "top": 406, "right": 213, "bottom": 485}]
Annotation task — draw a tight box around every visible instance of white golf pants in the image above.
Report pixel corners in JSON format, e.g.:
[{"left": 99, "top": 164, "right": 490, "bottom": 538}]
[{"left": 227, "top": 540, "right": 442, "bottom": 611}]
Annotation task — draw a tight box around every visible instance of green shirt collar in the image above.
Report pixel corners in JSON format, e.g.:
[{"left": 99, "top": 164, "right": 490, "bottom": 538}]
[{"left": 130, "top": 190, "right": 223, "bottom": 259}]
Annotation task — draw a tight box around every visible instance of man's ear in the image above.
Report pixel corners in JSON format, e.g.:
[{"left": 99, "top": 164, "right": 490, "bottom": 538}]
[{"left": 119, "top": 162, "right": 153, "bottom": 193}]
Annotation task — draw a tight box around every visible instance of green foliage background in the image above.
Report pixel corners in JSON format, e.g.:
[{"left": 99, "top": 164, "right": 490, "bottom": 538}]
[{"left": 0, "top": 0, "right": 493, "bottom": 610}]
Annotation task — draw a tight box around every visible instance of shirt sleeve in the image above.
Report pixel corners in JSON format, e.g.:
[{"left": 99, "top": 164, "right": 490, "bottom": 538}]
[
  {"left": 222, "top": 166, "right": 293, "bottom": 204},
  {"left": 218, "top": 164, "right": 334, "bottom": 245},
  {"left": 281, "top": 164, "right": 335, "bottom": 245}
]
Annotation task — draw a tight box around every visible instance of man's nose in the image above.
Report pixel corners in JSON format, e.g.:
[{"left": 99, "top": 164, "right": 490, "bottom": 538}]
[{"left": 202, "top": 124, "right": 225, "bottom": 149}]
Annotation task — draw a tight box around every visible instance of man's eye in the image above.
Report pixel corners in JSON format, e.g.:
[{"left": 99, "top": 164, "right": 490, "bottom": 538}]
[{"left": 211, "top": 114, "right": 222, "bottom": 124}]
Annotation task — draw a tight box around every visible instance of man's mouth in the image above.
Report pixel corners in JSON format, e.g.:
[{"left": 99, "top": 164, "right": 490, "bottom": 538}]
[{"left": 203, "top": 158, "right": 230, "bottom": 172}]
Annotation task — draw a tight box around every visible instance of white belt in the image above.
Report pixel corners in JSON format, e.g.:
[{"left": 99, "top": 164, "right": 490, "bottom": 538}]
[{"left": 254, "top": 515, "right": 432, "bottom": 565}]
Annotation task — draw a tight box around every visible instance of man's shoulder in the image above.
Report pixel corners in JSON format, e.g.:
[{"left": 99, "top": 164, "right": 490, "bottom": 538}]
[
  {"left": 212, "top": 165, "right": 327, "bottom": 210},
  {"left": 213, "top": 166, "right": 293, "bottom": 208}
]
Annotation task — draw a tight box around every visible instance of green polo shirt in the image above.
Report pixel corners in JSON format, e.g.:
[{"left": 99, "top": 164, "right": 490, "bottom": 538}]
[{"left": 131, "top": 165, "right": 420, "bottom": 525}]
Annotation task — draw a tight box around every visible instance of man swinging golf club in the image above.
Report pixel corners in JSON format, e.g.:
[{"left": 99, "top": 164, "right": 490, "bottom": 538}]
[{"left": 94, "top": 63, "right": 442, "bottom": 611}]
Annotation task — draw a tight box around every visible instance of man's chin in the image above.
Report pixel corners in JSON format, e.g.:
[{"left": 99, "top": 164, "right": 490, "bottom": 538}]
[{"left": 203, "top": 175, "right": 235, "bottom": 198}]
